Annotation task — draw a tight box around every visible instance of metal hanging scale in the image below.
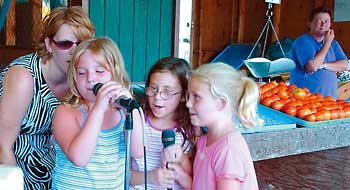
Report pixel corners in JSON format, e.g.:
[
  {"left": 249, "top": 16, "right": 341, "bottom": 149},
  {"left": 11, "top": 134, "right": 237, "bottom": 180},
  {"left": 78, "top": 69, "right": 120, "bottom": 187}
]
[{"left": 244, "top": 2, "right": 296, "bottom": 79}]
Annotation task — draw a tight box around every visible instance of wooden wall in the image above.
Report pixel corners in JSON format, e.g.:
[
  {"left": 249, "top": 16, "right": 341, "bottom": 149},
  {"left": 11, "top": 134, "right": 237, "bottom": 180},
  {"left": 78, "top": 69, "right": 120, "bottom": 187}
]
[
  {"left": 2, "top": 0, "right": 350, "bottom": 72},
  {"left": 192, "top": 0, "right": 350, "bottom": 67}
]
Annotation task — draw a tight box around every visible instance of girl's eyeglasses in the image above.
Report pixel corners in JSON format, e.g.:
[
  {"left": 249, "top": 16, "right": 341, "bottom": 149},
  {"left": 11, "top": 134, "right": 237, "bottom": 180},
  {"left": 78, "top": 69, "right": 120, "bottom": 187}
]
[
  {"left": 145, "top": 87, "right": 181, "bottom": 100},
  {"left": 51, "top": 39, "right": 80, "bottom": 50}
]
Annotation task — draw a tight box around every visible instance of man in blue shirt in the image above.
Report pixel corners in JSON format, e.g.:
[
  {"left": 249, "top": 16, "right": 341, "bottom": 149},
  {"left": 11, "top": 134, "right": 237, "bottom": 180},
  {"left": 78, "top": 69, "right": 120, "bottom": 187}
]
[{"left": 289, "top": 6, "right": 348, "bottom": 99}]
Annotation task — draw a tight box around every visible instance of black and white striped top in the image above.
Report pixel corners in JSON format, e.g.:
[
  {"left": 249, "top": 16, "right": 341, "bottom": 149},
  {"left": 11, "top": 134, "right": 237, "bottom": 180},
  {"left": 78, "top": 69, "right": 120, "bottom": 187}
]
[{"left": 0, "top": 52, "right": 60, "bottom": 190}]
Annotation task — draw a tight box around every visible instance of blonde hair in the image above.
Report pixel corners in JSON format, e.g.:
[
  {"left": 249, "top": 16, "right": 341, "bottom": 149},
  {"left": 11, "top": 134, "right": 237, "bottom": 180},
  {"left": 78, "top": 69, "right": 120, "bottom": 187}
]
[
  {"left": 36, "top": 6, "right": 95, "bottom": 60},
  {"left": 189, "top": 62, "right": 259, "bottom": 129},
  {"left": 65, "top": 37, "right": 130, "bottom": 107}
]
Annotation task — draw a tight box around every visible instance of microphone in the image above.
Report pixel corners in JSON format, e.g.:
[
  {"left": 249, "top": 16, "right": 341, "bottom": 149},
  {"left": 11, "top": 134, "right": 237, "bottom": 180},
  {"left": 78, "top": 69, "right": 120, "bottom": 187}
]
[
  {"left": 161, "top": 130, "right": 175, "bottom": 190},
  {"left": 93, "top": 83, "right": 140, "bottom": 111},
  {"left": 162, "top": 130, "right": 175, "bottom": 148}
]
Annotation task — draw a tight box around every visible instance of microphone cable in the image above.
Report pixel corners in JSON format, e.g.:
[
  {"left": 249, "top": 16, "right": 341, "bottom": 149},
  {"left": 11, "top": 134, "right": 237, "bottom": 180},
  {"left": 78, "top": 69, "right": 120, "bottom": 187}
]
[{"left": 138, "top": 107, "right": 148, "bottom": 190}]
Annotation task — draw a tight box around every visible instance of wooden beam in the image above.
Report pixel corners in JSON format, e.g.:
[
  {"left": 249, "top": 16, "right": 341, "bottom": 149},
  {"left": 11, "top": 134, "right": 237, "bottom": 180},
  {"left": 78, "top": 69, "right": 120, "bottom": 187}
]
[
  {"left": 230, "top": 0, "right": 238, "bottom": 43},
  {"left": 5, "top": 0, "right": 15, "bottom": 45},
  {"left": 314, "top": 0, "right": 324, "bottom": 7},
  {"left": 237, "top": 0, "right": 246, "bottom": 43},
  {"left": 191, "top": 0, "right": 201, "bottom": 67},
  {"left": 271, "top": 3, "right": 281, "bottom": 42},
  {"left": 69, "top": 0, "right": 82, "bottom": 6},
  {"left": 31, "top": 0, "right": 42, "bottom": 46}
]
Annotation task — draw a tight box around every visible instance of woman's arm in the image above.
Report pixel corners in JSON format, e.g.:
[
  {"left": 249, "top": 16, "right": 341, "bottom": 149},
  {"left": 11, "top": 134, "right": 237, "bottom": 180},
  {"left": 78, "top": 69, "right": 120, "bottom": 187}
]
[{"left": 0, "top": 66, "right": 33, "bottom": 165}]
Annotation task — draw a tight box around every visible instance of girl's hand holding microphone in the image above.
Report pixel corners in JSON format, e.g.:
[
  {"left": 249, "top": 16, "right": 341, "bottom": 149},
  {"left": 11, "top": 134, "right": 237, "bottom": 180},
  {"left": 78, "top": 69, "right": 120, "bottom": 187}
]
[
  {"left": 163, "top": 144, "right": 188, "bottom": 183},
  {"left": 93, "top": 81, "right": 132, "bottom": 111},
  {"left": 163, "top": 144, "right": 184, "bottom": 164},
  {"left": 148, "top": 166, "right": 176, "bottom": 187}
]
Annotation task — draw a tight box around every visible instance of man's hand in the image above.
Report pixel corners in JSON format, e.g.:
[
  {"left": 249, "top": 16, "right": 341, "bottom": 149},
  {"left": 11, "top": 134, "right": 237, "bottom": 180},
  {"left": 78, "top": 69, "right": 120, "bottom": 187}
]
[{"left": 325, "top": 29, "right": 334, "bottom": 44}]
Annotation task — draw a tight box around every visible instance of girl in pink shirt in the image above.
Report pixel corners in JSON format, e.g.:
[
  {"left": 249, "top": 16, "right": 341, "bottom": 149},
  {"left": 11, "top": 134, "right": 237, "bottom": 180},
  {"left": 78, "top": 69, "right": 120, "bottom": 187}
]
[{"left": 186, "top": 62, "right": 259, "bottom": 190}]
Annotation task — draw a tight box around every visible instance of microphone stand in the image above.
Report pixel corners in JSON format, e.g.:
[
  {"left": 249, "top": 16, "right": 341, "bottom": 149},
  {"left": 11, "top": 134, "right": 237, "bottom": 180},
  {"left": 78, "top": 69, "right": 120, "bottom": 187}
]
[
  {"left": 123, "top": 102, "right": 140, "bottom": 190},
  {"left": 124, "top": 107, "right": 147, "bottom": 190},
  {"left": 124, "top": 111, "right": 133, "bottom": 190}
]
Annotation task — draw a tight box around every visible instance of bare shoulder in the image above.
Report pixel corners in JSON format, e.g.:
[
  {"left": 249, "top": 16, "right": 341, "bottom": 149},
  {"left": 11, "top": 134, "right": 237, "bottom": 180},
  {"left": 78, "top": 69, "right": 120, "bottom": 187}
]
[
  {"left": 3, "top": 66, "right": 34, "bottom": 94},
  {"left": 54, "top": 104, "right": 82, "bottom": 120},
  {"left": 53, "top": 105, "right": 83, "bottom": 131}
]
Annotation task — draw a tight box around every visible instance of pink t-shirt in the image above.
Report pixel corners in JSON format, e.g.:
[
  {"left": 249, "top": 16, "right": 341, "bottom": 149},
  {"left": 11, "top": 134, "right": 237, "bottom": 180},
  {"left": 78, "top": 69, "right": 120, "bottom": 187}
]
[{"left": 192, "top": 130, "right": 258, "bottom": 190}]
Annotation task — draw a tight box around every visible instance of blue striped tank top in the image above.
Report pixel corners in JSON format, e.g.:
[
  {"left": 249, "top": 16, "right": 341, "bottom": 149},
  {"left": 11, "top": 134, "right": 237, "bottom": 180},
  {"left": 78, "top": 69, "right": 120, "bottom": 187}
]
[{"left": 52, "top": 107, "right": 126, "bottom": 190}]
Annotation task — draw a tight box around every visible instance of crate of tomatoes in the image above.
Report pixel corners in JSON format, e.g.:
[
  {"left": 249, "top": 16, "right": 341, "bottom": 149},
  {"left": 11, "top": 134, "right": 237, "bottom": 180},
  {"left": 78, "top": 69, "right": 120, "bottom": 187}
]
[{"left": 258, "top": 81, "right": 350, "bottom": 127}]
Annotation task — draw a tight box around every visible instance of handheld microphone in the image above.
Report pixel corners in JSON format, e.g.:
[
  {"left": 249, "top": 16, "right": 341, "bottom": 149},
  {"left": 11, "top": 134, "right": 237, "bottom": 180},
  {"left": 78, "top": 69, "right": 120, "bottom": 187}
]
[
  {"left": 93, "top": 83, "right": 140, "bottom": 111},
  {"left": 162, "top": 130, "right": 175, "bottom": 148},
  {"left": 161, "top": 130, "right": 175, "bottom": 190}
]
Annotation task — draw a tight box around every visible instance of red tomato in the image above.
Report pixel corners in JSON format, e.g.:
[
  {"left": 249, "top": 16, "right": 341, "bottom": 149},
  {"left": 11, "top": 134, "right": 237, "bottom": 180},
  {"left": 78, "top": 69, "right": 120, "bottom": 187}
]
[
  {"left": 271, "top": 100, "right": 284, "bottom": 111},
  {"left": 305, "top": 114, "right": 316, "bottom": 122},
  {"left": 282, "top": 106, "right": 297, "bottom": 117},
  {"left": 314, "top": 112, "right": 324, "bottom": 121},
  {"left": 338, "top": 110, "right": 346, "bottom": 118},
  {"left": 330, "top": 109, "right": 339, "bottom": 120},
  {"left": 293, "top": 88, "right": 307, "bottom": 100},
  {"left": 277, "top": 89, "right": 290, "bottom": 99},
  {"left": 297, "top": 108, "right": 312, "bottom": 119},
  {"left": 343, "top": 107, "right": 350, "bottom": 118},
  {"left": 261, "top": 97, "right": 275, "bottom": 107},
  {"left": 318, "top": 110, "right": 331, "bottom": 120},
  {"left": 287, "top": 84, "right": 297, "bottom": 91},
  {"left": 278, "top": 81, "right": 287, "bottom": 87},
  {"left": 324, "top": 96, "right": 335, "bottom": 101}
]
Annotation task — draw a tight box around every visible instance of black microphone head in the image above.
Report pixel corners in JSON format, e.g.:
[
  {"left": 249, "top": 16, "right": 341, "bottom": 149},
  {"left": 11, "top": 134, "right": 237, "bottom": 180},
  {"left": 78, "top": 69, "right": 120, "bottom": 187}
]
[
  {"left": 93, "top": 83, "right": 103, "bottom": 95},
  {"left": 161, "top": 130, "right": 175, "bottom": 148}
]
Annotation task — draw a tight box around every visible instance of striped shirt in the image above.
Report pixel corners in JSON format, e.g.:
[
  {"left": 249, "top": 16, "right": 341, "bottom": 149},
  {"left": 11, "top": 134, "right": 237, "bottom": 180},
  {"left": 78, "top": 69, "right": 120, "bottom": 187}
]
[
  {"left": 0, "top": 52, "right": 59, "bottom": 190},
  {"left": 52, "top": 107, "right": 126, "bottom": 190},
  {"left": 131, "top": 116, "right": 191, "bottom": 190}
]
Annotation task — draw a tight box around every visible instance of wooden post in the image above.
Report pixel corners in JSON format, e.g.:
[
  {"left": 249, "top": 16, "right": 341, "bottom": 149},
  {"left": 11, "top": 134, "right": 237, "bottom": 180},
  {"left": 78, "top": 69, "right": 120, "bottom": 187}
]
[
  {"left": 31, "top": 0, "right": 42, "bottom": 46},
  {"left": 237, "top": 0, "right": 246, "bottom": 43},
  {"left": 314, "top": 0, "right": 324, "bottom": 8},
  {"left": 230, "top": 0, "right": 238, "bottom": 43},
  {"left": 5, "top": 0, "right": 15, "bottom": 46},
  {"left": 271, "top": 3, "right": 281, "bottom": 42}
]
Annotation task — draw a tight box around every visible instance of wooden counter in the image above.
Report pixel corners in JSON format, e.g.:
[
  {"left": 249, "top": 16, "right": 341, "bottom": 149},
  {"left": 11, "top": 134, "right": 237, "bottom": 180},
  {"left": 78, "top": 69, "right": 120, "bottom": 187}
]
[
  {"left": 243, "top": 124, "right": 350, "bottom": 161},
  {"left": 242, "top": 124, "right": 350, "bottom": 189},
  {"left": 255, "top": 146, "right": 350, "bottom": 189}
]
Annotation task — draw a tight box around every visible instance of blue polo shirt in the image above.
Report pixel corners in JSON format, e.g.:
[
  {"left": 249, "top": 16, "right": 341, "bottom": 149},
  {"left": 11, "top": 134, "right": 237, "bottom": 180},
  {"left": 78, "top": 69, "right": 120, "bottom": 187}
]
[{"left": 289, "top": 34, "right": 347, "bottom": 99}]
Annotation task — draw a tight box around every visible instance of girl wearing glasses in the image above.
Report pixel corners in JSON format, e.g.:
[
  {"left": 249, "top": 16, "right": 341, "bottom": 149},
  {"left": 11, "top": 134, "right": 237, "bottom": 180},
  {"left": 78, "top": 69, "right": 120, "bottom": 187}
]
[
  {"left": 0, "top": 6, "right": 94, "bottom": 189},
  {"left": 51, "top": 37, "right": 144, "bottom": 189},
  {"left": 130, "top": 57, "right": 195, "bottom": 190},
  {"left": 186, "top": 63, "right": 259, "bottom": 190}
]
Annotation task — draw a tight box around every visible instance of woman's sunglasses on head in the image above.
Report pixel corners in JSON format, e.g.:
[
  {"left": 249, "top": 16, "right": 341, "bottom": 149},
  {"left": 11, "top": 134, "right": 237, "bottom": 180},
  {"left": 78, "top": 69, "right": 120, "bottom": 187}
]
[{"left": 51, "top": 39, "right": 80, "bottom": 50}]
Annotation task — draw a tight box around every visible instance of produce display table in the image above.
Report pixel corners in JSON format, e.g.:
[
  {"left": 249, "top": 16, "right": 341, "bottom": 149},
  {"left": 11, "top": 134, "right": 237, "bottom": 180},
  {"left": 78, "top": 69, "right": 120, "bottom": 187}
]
[
  {"left": 244, "top": 117, "right": 350, "bottom": 188},
  {"left": 255, "top": 146, "right": 350, "bottom": 189},
  {"left": 243, "top": 123, "right": 350, "bottom": 161}
]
